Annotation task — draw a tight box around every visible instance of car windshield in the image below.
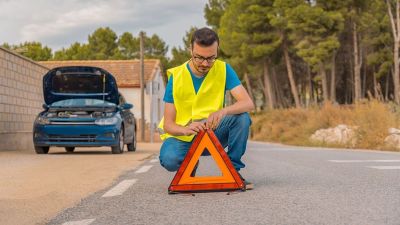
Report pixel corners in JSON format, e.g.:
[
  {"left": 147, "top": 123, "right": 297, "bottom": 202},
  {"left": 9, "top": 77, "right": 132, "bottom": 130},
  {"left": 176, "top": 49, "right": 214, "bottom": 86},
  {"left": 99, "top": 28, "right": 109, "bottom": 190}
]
[{"left": 50, "top": 99, "right": 116, "bottom": 108}]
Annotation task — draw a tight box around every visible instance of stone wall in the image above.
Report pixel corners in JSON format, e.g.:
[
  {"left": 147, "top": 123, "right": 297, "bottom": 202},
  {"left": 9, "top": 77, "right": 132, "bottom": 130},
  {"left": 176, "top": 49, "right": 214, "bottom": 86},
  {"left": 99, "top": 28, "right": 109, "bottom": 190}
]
[{"left": 0, "top": 47, "right": 48, "bottom": 151}]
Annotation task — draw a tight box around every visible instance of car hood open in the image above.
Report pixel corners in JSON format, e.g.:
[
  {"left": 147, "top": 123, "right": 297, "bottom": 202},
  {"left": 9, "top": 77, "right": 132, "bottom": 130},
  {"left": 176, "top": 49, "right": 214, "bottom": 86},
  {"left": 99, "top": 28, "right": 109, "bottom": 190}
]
[{"left": 43, "top": 66, "right": 119, "bottom": 105}]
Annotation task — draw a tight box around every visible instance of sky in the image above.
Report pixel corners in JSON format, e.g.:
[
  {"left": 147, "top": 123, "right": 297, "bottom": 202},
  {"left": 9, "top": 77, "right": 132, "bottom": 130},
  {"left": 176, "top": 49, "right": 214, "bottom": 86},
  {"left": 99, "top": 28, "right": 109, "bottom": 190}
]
[{"left": 0, "top": 0, "right": 208, "bottom": 56}]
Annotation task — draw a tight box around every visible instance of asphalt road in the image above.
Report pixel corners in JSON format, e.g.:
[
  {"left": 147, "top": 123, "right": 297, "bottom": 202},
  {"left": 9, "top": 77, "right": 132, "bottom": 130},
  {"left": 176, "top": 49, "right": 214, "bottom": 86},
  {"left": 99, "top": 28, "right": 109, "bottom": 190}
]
[{"left": 48, "top": 142, "right": 400, "bottom": 225}]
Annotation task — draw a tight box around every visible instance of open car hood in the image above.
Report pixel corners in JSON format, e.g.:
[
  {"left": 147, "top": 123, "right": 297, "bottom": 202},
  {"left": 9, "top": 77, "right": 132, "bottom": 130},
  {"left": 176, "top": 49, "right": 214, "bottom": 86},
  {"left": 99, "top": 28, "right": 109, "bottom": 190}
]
[{"left": 43, "top": 66, "right": 119, "bottom": 105}]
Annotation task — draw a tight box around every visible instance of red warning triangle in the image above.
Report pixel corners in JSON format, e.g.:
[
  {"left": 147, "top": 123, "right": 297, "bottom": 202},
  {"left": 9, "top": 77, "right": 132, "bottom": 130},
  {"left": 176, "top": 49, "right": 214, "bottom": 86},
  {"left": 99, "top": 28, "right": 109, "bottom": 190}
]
[{"left": 168, "top": 129, "right": 245, "bottom": 193}]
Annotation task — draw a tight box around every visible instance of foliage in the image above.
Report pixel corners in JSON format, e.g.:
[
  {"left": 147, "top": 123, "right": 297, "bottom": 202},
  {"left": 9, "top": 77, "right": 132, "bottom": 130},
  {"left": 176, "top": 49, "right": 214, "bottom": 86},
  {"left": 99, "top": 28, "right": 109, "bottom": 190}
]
[
  {"left": 288, "top": 4, "right": 344, "bottom": 70},
  {"left": 2, "top": 41, "right": 52, "bottom": 61},
  {"left": 166, "top": 27, "right": 196, "bottom": 68},
  {"left": 251, "top": 100, "right": 400, "bottom": 150}
]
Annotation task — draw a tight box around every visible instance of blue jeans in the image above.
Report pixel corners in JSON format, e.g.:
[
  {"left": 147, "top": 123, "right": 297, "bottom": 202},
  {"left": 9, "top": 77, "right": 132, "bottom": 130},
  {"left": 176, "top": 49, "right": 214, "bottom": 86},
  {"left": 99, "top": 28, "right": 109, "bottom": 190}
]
[{"left": 159, "top": 113, "right": 251, "bottom": 172}]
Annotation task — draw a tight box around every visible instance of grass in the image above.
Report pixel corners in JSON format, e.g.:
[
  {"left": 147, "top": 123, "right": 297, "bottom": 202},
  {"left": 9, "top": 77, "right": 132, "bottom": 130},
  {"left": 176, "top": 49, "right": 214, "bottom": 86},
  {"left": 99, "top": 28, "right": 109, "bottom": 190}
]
[{"left": 250, "top": 100, "right": 400, "bottom": 151}]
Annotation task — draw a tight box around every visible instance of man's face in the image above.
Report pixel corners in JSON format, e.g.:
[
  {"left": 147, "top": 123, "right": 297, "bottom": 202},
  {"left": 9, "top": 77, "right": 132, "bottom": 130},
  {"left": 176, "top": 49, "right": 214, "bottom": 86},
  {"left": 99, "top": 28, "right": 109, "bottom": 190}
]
[{"left": 191, "top": 41, "right": 218, "bottom": 74}]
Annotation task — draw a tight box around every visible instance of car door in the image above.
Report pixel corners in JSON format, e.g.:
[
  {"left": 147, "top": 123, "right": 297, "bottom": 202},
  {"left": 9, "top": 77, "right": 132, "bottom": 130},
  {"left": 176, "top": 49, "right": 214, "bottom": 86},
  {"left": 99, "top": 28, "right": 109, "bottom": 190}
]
[{"left": 119, "top": 94, "right": 134, "bottom": 140}]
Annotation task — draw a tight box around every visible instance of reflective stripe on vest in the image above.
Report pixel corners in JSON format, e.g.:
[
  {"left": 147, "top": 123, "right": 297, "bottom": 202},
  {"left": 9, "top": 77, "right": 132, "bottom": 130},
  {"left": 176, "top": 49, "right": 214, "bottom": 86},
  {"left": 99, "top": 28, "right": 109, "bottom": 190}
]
[{"left": 158, "top": 60, "right": 226, "bottom": 142}]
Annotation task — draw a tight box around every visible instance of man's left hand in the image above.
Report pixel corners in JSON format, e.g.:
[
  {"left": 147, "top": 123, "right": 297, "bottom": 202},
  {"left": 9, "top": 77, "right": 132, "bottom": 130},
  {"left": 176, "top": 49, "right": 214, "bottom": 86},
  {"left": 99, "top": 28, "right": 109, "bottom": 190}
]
[{"left": 206, "top": 109, "right": 227, "bottom": 130}]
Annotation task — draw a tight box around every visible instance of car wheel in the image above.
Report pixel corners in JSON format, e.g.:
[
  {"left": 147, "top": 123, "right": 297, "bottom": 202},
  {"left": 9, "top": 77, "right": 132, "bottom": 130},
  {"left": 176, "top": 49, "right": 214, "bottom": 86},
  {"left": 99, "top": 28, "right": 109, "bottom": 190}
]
[
  {"left": 112, "top": 129, "right": 124, "bottom": 154},
  {"left": 127, "top": 132, "right": 137, "bottom": 152},
  {"left": 34, "top": 146, "right": 49, "bottom": 154},
  {"left": 65, "top": 147, "right": 75, "bottom": 153}
]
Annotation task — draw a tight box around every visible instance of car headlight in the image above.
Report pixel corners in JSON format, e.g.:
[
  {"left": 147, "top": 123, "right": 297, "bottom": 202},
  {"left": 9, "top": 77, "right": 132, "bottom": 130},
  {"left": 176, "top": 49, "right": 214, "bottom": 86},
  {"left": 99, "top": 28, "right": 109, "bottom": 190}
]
[
  {"left": 95, "top": 117, "right": 118, "bottom": 125},
  {"left": 36, "top": 117, "right": 50, "bottom": 125}
]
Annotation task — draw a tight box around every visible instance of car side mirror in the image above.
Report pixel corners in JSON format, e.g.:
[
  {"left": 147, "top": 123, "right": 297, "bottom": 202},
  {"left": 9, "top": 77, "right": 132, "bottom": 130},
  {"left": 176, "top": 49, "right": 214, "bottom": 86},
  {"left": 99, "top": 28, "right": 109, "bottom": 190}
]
[
  {"left": 42, "top": 104, "right": 48, "bottom": 109},
  {"left": 121, "top": 103, "right": 133, "bottom": 110}
]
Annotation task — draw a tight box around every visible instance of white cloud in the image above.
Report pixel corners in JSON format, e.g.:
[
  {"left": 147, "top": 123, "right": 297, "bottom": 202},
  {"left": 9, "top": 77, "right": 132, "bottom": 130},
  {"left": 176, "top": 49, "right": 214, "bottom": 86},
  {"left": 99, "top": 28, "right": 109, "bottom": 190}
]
[
  {"left": 0, "top": 0, "right": 207, "bottom": 54},
  {"left": 20, "top": 0, "right": 135, "bottom": 41}
]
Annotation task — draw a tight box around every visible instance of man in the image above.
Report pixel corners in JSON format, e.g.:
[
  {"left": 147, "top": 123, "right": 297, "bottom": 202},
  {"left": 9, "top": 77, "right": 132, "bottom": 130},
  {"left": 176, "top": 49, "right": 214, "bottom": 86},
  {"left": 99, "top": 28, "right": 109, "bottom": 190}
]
[{"left": 158, "top": 27, "right": 254, "bottom": 189}]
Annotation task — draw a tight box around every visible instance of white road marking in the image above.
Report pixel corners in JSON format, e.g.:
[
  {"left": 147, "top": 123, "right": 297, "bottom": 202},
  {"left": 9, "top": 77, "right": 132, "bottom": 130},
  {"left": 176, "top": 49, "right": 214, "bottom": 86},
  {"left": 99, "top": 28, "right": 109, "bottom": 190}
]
[
  {"left": 150, "top": 158, "right": 159, "bottom": 163},
  {"left": 62, "top": 219, "right": 95, "bottom": 225},
  {"left": 367, "top": 166, "right": 400, "bottom": 170},
  {"left": 329, "top": 160, "right": 400, "bottom": 163},
  {"left": 102, "top": 179, "right": 137, "bottom": 197},
  {"left": 135, "top": 165, "right": 153, "bottom": 173}
]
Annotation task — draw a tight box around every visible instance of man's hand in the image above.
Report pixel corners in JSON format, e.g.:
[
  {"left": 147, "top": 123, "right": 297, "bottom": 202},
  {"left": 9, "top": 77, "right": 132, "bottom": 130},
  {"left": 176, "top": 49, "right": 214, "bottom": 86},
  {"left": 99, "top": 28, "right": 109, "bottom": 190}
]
[
  {"left": 183, "top": 121, "right": 206, "bottom": 135},
  {"left": 206, "top": 109, "right": 227, "bottom": 130}
]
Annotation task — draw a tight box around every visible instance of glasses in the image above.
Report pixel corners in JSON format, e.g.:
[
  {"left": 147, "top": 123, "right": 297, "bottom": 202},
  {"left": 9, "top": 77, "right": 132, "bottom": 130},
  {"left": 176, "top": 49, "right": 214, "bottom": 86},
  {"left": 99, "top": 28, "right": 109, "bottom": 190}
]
[{"left": 192, "top": 55, "right": 217, "bottom": 64}]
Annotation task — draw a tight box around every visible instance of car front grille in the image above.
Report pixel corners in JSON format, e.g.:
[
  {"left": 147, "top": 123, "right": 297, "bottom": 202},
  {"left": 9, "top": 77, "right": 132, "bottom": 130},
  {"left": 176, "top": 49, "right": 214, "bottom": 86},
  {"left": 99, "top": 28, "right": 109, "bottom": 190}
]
[
  {"left": 50, "top": 121, "right": 95, "bottom": 125},
  {"left": 48, "top": 135, "right": 97, "bottom": 142}
]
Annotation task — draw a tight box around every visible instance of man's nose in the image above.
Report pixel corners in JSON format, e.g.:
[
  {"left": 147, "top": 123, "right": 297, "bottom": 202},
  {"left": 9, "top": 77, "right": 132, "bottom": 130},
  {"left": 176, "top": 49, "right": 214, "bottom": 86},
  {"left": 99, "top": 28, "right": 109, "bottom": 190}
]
[{"left": 201, "top": 60, "right": 210, "bottom": 66}]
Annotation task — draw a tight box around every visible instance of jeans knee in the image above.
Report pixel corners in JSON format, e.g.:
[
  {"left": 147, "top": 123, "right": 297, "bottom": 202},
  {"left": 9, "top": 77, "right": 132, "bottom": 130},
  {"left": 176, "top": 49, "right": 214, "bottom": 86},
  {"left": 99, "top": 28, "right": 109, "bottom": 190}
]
[
  {"left": 159, "top": 154, "right": 180, "bottom": 172},
  {"left": 235, "top": 113, "right": 251, "bottom": 128}
]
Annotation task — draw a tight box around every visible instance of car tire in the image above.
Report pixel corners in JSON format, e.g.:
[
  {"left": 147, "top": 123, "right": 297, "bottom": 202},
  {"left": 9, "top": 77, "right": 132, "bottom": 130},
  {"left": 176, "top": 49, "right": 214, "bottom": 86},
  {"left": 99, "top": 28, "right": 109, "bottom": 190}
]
[
  {"left": 65, "top": 147, "right": 75, "bottom": 153},
  {"left": 112, "top": 128, "right": 124, "bottom": 154},
  {"left": 127, "top": 132, "right": 137, "bottom": 152},
  {"left": 35, "top": 146, "right": 49, "bottom": 154}
]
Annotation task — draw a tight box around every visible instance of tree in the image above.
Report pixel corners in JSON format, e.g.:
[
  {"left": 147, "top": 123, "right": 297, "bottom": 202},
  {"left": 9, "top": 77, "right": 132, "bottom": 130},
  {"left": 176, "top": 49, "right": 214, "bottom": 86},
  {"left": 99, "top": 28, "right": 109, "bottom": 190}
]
[
  {"left": 386, "top": 0, "right": 400, "bottom": 103},
  {"left": 87, "top": 27, "right": 119, "bottom": 59},
  {"left": 288, "top": 4, "right": 344, "bottom": 103},
  {"left": 117, "top": 32, "right": 139, "bottom": 59},
  {"left": 1, "top": 43, "right": 11, "bottom": 50},
  {"left": 204, "top": 0, "right": 231, "bottom": 30},
  {"left": 167, "top": 27, "right": 196, "bottom": 68},
  {"left": 53, "top": 42, "right": 89, "bottom": 60},
  {"left": 219, "top": 0, "right": 281, "bottom": 109},
  {"left": 145, "top": 34, "right": 168, "bottom": 58},
  {"left": 268, "top": 0, "right": 305, "bottom": 108},
  {"left": 361, "top": 0, "right": 392, "bottom": 100},
  {"left": 144, "top": 33, "right": 169, "bottom": 72},
  {"left": 2, "top": 42, "right": 52, "bottom": 61}
]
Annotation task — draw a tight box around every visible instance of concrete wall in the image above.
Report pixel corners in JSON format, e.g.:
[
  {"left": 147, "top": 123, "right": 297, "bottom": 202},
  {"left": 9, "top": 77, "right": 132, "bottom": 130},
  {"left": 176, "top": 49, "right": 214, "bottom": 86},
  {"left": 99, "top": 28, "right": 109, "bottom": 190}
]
[{"left": 0, "top": 47, "right": 48, "bottom": 151}]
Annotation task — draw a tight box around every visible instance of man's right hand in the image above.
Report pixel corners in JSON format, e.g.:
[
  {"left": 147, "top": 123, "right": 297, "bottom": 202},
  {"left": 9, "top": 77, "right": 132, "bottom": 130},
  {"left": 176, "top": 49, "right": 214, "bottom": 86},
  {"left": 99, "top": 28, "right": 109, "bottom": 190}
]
[{"left": 183, "top": 121, "right": 206, "bottom": 135}]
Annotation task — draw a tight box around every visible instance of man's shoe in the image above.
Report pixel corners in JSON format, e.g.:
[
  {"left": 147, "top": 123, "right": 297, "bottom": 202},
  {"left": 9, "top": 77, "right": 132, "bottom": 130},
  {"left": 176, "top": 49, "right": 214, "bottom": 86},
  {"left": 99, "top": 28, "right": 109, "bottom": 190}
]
[{"left": 238, "top": 172, "right": 254, "bottom": 190}]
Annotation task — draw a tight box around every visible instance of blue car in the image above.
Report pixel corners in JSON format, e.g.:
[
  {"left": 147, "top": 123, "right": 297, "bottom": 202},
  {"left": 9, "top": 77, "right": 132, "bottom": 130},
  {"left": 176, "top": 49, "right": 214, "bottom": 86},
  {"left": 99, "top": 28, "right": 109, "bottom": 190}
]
[{"left": 33, "top": 66, "right": 137, "bottom": 154}]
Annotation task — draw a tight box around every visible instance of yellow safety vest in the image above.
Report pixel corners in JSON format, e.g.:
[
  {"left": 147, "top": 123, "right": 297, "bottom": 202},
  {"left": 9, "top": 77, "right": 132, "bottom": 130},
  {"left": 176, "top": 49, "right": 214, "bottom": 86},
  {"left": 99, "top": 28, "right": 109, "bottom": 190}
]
[{"left": 158, "top": 60, "right": 226, "bottom": 142}]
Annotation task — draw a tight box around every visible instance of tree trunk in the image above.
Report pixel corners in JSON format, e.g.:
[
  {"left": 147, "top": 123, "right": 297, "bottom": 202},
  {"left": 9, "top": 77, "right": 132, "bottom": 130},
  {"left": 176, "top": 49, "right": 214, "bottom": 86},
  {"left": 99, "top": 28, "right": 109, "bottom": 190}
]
[
  {"left": 362, "top": 60, "right": 367, "bottom": 98},
  {"left": 386, "top": 0, "right": 400, "bottom": 103},
  {"left": 272, "top": 67, "right": 285, "bottom": 108},
  {"left": 330, "top": 53, "right": 337, "bottom": 103},
  {"left": 262, "top": 61, "right": 275, "bottom": 109},
  {"left": 307, "top": 64, "right": 313, "bottom": 106},
  {"left": 373, "top": 65, "right": 379, "bottom": 99},
  {"left": 283, "top": 41, "right": 301, "bottom": 108},
  {"left": 394, "top": 40, "right": 400, "bottom": 103},
  {"left": 373, "top": 72, "right": 384, "bottom": 101},
  {"left": 386, "top": 71, "right": 390, "bottom": 101},
  {"left": 373, "top": 73, "right": 378, "bottom": 98},
  {"left": 244, "top": 73, "right": 255, "bottom": 107},
  {"left": 319, "top": 63, "right": 329, "bottom": 103},
  {"left": 353, "top": 20, "right": 362, "bottom": 102}
]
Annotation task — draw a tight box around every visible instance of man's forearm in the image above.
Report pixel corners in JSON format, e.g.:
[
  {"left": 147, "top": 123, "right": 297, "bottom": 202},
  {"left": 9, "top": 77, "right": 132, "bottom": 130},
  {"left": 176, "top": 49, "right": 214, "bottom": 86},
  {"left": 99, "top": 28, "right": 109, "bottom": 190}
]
[
  {"left": 163, "top": 122, "right": 187, "bottom": 136},
  {"left": 223, "top": 100, "right": 255, "bottom": 115},
  {"left": 164, "top": 123, "right": 185, "bottom": 136}
]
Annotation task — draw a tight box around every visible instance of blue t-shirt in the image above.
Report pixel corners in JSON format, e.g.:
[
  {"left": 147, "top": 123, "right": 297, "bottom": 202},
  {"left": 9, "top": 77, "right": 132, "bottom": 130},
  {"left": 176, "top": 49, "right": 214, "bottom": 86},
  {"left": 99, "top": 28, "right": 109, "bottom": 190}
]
[{"left": 163, "top": 63, "right": 241, "bottom": 103}]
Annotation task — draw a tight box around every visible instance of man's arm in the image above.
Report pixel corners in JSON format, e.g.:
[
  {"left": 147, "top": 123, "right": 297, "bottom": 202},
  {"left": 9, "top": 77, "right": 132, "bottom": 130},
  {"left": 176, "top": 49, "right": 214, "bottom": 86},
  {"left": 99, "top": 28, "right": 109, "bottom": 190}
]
[
  {"left": 206, "top": 84, "right": 254, "bottom": 129},
  {"left": 163, "top": 102, "right": 206, "bottom": 136}
]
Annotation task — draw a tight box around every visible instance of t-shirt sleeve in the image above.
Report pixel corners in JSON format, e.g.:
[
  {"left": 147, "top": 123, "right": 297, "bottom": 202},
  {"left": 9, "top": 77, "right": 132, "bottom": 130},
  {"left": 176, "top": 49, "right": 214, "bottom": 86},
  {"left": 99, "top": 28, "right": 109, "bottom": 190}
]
[
  {"left": 225, "top": 63, "right": 241, "bottom": 91},
  {"left": 163, "top": 76, "right": 174, "bottom": 103}
]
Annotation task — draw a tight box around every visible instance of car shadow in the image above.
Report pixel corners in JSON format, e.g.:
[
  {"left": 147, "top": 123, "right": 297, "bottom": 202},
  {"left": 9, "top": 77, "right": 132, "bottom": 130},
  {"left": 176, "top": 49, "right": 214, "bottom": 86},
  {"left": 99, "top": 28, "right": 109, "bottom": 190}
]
[{"left": 49, "top": 151, "right": 113, "bottom": 155}]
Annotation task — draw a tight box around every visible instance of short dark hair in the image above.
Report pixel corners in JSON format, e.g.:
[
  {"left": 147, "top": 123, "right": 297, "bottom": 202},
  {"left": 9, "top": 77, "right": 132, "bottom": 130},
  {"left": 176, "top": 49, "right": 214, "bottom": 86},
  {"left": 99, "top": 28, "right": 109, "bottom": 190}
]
[{"left": 191, "top": 27, "right": 219, "bottom": 48}]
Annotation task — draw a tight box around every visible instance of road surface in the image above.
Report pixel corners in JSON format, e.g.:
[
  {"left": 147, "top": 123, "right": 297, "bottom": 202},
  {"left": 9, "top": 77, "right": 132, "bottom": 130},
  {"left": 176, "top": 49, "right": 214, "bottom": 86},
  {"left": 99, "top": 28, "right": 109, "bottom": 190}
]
[{"left": 47, "top": 141, "right": 400, "bottom": 225}]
